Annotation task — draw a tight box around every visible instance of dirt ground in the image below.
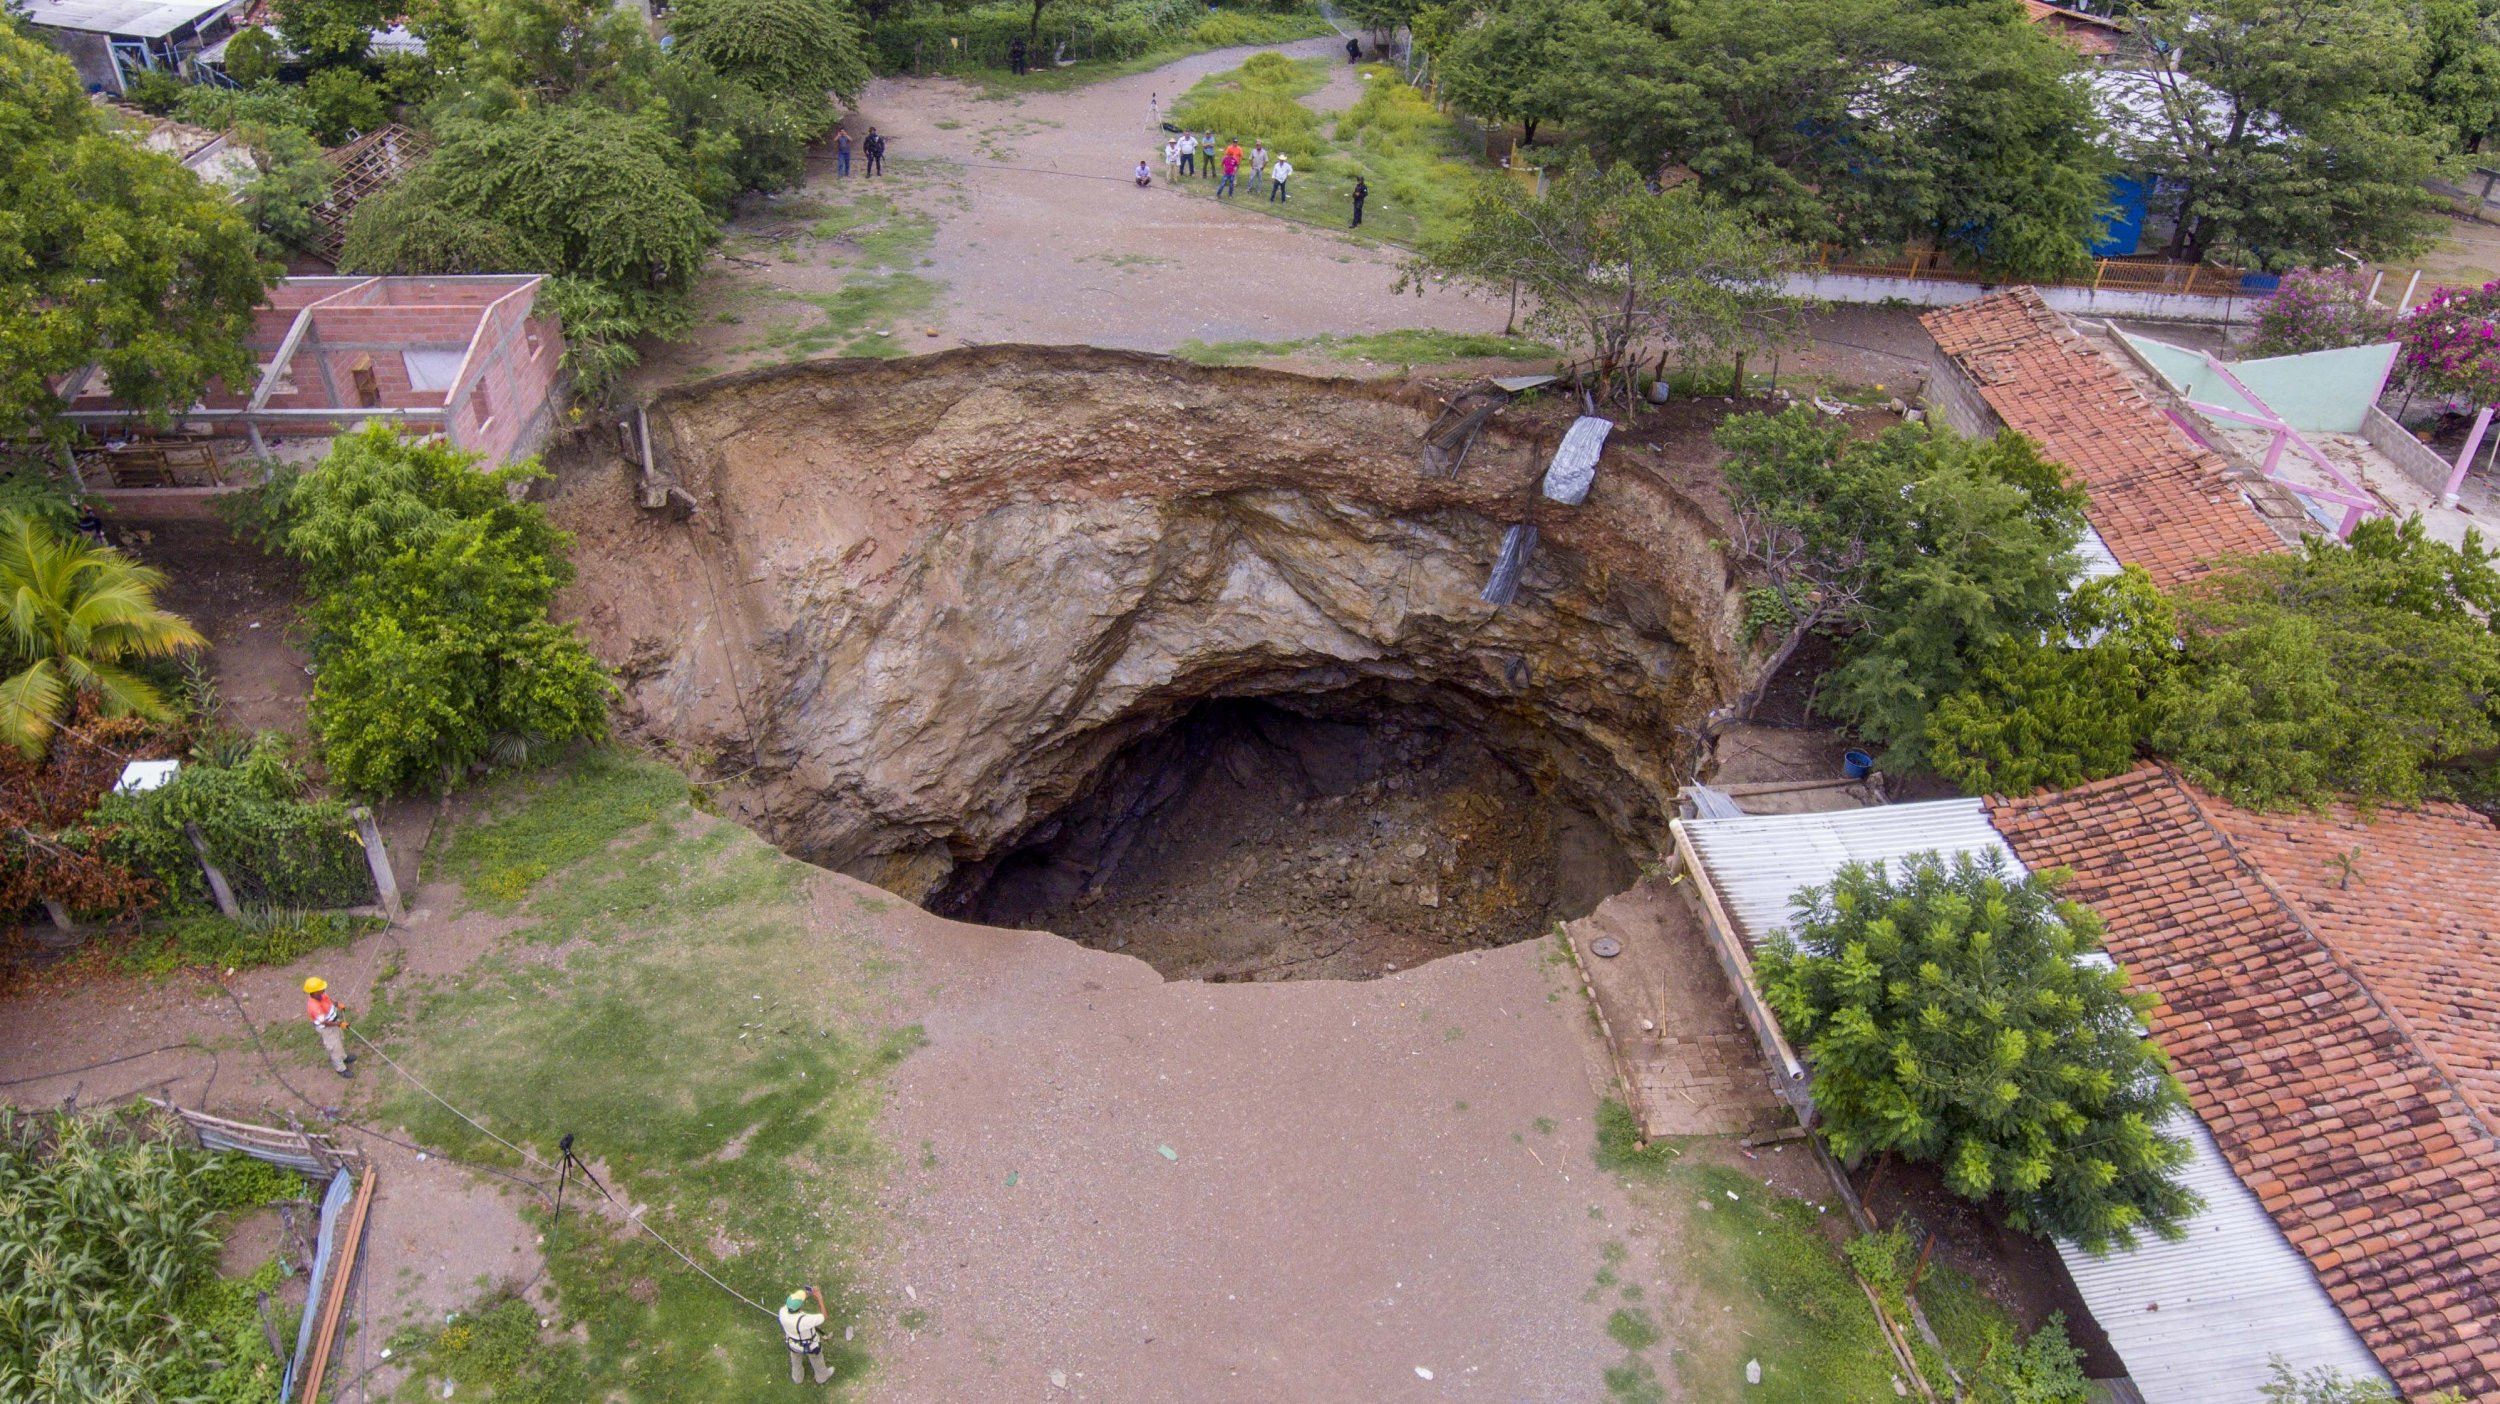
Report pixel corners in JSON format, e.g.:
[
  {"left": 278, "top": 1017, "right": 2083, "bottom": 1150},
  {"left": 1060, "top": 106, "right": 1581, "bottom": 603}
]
[
  {"left": 945, "top": 698, "right": 1637, "bottom": 982},
  {"left": 113, "top": 512, "right": 312, "bottom": 741}
]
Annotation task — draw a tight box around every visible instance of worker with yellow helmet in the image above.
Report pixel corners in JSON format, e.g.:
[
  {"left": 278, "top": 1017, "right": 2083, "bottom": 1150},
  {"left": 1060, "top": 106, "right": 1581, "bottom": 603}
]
[{"left": 303, "top": 977, "right": 353, "bottom": 1078}]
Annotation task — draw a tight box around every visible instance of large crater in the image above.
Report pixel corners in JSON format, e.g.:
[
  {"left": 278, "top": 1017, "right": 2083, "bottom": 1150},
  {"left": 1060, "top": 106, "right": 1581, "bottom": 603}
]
[{"left": 544, "top": 347, "right": 1749, "bottom": 977}]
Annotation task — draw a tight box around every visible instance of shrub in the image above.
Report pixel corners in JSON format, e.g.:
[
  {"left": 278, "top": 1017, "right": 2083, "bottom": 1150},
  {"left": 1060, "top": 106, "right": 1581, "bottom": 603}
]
[
  {"left": 257, "top": 426, "right": 613, "bottom": 796},
  {"left": 122, "top": 68, "right": 189, "bottom": 114},
  {"left": 305, "top": 65, "right": 388, "bottom": 143},
  {"left": 1171, "top": 71, "right": 1322, "bottom": 148},
  {"left": 1758, "top": 852, "right": 2198, "bottom": 1252},
  {"left": 2246, "top": 268, "right": 2396, "bottom": 357},
  {"left": 2399, "top": 278, "right": 2500, "bottom": 403},
  {"left": 92, "top": 733, "right": 375, "bottom": 911}
]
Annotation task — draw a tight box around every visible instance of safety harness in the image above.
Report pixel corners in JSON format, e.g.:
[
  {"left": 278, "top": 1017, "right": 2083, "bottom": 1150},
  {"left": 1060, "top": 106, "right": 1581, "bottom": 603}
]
[{"left": 783, "top": 1313, "right": 822, "bottom": 1355}]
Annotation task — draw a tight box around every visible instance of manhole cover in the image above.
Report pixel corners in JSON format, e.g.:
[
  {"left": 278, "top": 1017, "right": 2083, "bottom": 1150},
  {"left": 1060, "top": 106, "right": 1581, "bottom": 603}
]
[{"left": 1590, "top": 936, "right": 1622, "bottom": 958}]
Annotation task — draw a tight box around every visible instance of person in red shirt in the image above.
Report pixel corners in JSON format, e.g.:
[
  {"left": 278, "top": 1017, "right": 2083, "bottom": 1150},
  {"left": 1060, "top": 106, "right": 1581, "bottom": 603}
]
[
  {"left": 304, "top": 976, "right": 353, "bottom": 1078},
  {"left": 1218, "top": 143, "right": 1241, "bottom": 197}
]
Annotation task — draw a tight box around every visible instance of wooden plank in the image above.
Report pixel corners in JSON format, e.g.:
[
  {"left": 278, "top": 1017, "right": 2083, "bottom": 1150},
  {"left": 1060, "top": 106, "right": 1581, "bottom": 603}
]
[{"left": 298, "top": 1168, "right": 376, "bottom": 1404}]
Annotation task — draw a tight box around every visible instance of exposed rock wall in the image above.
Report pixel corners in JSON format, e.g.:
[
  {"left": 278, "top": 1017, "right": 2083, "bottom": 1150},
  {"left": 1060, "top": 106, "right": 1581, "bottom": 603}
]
[{"left": 544, "top": 347, "right": 1748, "bottom": 897}]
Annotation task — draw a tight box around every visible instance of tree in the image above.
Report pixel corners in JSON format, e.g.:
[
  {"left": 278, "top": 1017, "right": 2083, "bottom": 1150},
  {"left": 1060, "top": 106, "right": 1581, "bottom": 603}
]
[
  {"left": 428, "top": 103, "right": 715, "bottom": 294},
  {"left": 232, "top": 121, "right": 334, "bottom": 253},
  {"left": 2122, "top": 0, "right": 2444, "bottom": 268},
  {"left": 1757, "top": 852, "right": 2198, "bottom": 1253},
  {"left": 1541, "top": 0, "right": 2112, "bottom": 277},
  {"left": 2153, "top": 516, "right": 2500, "bottom": 809},
  {"left": 305, "top": 66, "right": 389, "bottom": 143},
  {"left": 221, "top": 24, "right": 285, "bottom": 85},
  {"left": 670, "top": 0, "right": 870, "bottom": 112},
  {"left": 1416, "top": 0, "right": 1598, "bottom": 145},
  {"left": 2416, "top": 0, "right": 2500, "bottom": 152},
  {"left": 2246, "top": 268, "right": 2399, "bottom": 357},
  {"left": 1397, "top": 154, "right": 1795, "bottom": 409},
  {"left": 0, "top": 512, "right": 206, "bottom": 757},
  {"left": 339, "top": 163, "right": 551, "bottom": 275},
  {"left": 0, "top": 20, "right": 273, "bottom": 444},
  {"left": 256, "top": 427, "right": 612, "bottom": 795},
  {"left": 272, "top": 0, "right": 388, "bottom": 65},
  {"left": 1713, "top": 409, "right": 2087, "bottom": 763},
  {"left": 1925, "top": 568, "right": 2181, "bottom": 796}
]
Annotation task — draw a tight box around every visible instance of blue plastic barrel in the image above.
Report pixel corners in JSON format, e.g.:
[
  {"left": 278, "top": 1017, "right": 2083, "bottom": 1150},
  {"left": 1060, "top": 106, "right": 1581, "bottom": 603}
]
[{"left": 1842, "top": 750, "right": 1875, "bottom": 780}]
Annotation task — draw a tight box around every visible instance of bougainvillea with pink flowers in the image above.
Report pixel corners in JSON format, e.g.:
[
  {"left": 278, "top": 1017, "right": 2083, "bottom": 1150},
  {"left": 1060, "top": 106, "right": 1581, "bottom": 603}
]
[
  {"left": 2398, "top": 280, "right": 2500, "bottom": 404},
  {"left": 2246, "top": 268, "right": 2395, "bottom": 357}
]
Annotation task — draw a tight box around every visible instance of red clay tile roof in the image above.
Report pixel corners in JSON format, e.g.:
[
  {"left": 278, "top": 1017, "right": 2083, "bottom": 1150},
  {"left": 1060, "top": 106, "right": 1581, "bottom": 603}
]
[
  {"left": 1922, "top": 288, "right": 2284, "bottom": 588},
  {"left": 1988, "top": 768, "right": 2500, "bottom": 1400}
]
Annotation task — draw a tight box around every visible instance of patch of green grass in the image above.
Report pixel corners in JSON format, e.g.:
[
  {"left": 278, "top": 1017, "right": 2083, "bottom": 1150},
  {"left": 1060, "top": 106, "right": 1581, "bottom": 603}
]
[
  {"left": 806, "top": 194, "right": 938, "bottom": 270},
  {"left": 373, "top": 752, "right": 911, "bottom": 1403},
  {"left": 1594, "top": 1101, "right": 1897, "bottom": 1404},
  {"left": 433, "top": 749, "right": 688, "bottom": 912},
  {"left": 1607, "top": 1306, "right": 1662, "bottom": 1352},
  {"left": 951, "top": 11, "right": 1334, "bottom": 98},
  {"left": 933, "top": 118, "right": 964, "bottom": 130},
  {"left": 78, "top": 908, "right": 382, "bottom": 978},
  {"left": 1172, "top": 328, "right": 1556, "bottom": 366},
  {"left": 749, "top": 276, "right": 943, "bottom": 361}
]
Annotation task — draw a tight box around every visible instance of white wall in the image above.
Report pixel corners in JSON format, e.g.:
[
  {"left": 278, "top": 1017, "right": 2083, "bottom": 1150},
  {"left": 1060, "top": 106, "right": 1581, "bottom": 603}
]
[{"left": 1787, "top": 272, "right": 2249, "bottom": 326}]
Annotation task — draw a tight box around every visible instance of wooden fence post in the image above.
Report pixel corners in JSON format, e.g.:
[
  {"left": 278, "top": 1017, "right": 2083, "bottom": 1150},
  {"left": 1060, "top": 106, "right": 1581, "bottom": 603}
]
[
  {"left": 184, "top": 822, "right": 243, "bottom": 918},
  {"left": 348, "top": 806, "right": 404, "bottom": 920}
]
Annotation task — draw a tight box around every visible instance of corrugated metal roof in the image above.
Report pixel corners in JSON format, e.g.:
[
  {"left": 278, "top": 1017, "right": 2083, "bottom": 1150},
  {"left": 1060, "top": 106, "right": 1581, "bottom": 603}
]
[
  {"left": 1676, "top": 801, "right": 2388, "bottom": 1402},
  {"left": 2060, "top": 1115, "right": 2387, "bottom": 1403},
  {"left": 19, "top": 0, "right": 234, "bottom": 38},
  {"left": 1680, "top": 799, "right": 2016, "bottom": 948},
  {"left": 2075, "top": 524, "right": 2122, "bottom": 583}
]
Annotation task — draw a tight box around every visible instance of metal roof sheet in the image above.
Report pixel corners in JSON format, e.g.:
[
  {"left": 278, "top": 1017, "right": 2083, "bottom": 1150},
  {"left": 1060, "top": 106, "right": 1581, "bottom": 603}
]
[
  {"left": 1676, "top": 801, "right": 2388, "bottom": 1401},
  {"left": 1541, "top": 415, "right": 1611, "bottom": 505},
  {"left": 20, "top": 0, "right": 235, "bottom": 37}
]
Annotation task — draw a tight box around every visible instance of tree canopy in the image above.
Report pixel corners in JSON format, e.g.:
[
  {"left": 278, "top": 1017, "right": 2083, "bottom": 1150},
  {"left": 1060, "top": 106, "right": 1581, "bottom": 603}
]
[
  {"left": 2120, "top": 0, "right": 2444, "bottom": 268},
  {"left": 1715, "top": 408, "right": 2087, "bottom": 764},
  {"left": 670, "top": 0, "right": 872, "bottom": 114},
  {"left": 0, "top": 512, "right": 205, "bottom": 758},
  {"left": 1398, "top": 155, "right": 1795, "bottom": 409},
  {"left": 0, "top": 20, "right": 273, "bottom": 443},
  {"left": 1758, "top": 851, "right": 2198, "bottom": 1253}
]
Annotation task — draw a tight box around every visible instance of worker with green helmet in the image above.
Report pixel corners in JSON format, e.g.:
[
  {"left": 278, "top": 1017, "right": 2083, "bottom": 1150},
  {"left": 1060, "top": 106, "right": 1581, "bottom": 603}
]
[{"left": 779, "top": 1285, "right": 833, "bottom": 1384}]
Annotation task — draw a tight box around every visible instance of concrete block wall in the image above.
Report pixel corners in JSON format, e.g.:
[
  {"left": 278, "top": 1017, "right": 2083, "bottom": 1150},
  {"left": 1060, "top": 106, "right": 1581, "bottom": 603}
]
[
  {"left": 2362, "top": 406, "right": 2460, "bottom": 499},
  {"left": 1922, "top": 348, "right": 2007, "bottom": 439},
  {"left": 446, "top": 290, "right": 564, "bottom": 465}
]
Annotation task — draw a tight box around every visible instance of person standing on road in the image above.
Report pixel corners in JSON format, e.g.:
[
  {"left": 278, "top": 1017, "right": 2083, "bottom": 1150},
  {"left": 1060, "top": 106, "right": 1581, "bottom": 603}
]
[
  {"left": 1178, "top": 130, "right": 1196, "bottom": 176},
  {"left": 303, "top": 977, "right": 352, "bottom": 1078},
  {"left": 780, "top": 1287, "right": 834, "bottom": 1385},
  {"left": 1163, "top": 135, "right": 1178, "bottom": 179},
  {"left": 1218, "top": 142, "right": 1239, "bottom": 196},
  {"left": 833, "top": 125, "right": 852, "bottom": 178},
  {"left": 1249, "top": 140, "right": 1268, "bottom": 192},
  {"left": 1201, "top": 130, "right": 1218, "bottom": 178},
  {"left": 1269, "top": 154, "right": 1292, "bottom": 202},
  {"left": 1350, "top": 175, "right": 1368, "bottom": 227},
  {"left": 1008, "top": 34, "right": 1027, "bottom": 75},
  {"left": 1346, "top": 35, "right": 1361, "bottom": 63},
  {"left": 863, "top": 127, "right": 886, "bottom": 176}
]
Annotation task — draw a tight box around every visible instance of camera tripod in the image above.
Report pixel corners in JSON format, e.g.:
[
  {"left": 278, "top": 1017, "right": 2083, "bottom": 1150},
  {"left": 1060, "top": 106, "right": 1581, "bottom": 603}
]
[{"left": 548, "top": 1132, "right": 610, "bottom": 1254}]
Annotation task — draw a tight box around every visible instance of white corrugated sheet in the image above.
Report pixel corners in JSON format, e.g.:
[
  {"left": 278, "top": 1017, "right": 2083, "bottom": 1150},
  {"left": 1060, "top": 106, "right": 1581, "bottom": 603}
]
[
  {"left": 19, "top": 0, "right": 233, "bottom": 37},
  {"left": 1676, "top": 801, "right": 2391, "bottom": 1403},
  {"left": 1541, "top": 415, "right": 1612, "bottom": 504},
  {"left": 1679, "top": 799, "right": 2017, "bottom": 947},
  {"left": 2060, "top": 1115, "right": 2387, "bottom": 1403},
  {"left": 2074, "top": 524, "right": 2122, "bottom": 584}
]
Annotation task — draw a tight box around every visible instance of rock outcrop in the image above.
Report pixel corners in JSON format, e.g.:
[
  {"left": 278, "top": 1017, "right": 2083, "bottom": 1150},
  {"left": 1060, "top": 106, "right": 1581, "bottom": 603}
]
[{"left": 544, "top": 347, "right": 1747, "bottom": 898}]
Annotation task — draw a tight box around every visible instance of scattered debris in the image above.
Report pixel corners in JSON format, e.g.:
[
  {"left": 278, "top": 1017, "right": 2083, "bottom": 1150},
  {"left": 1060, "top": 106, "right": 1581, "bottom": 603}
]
[
  {"left": 1481, "top": 524, "right": 1538, "bottom": 605},
  {"left": 1415, "top": 1365, "right": 1435, "bottom": 1380},
  {"left": 1589, "top": 936, "right": 1621, "bottom": 959},
  {"left": 1540, "top": 416, "right": 1613, "bottom": 505},
  {"left": 1156, "top": 1144, "right": 1178, "bottom": 1161}
]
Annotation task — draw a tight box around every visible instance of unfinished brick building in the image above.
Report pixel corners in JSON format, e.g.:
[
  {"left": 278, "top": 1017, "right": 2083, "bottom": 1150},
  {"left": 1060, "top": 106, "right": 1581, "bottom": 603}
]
[{"left": 57, "top": 274, "right": 565, "bottom": 489}]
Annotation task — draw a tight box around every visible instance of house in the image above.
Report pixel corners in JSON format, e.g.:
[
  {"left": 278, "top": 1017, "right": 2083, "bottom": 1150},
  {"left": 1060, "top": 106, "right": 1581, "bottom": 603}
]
[
  {"left": 55, "top": 275, "right": 566, "bottom": 492},
  {"left": 17, "top": 0, "right": 242, "bottom": 96},
  {"left": 1672, "top": 772, "right": 2500, "bottom": 1401}
]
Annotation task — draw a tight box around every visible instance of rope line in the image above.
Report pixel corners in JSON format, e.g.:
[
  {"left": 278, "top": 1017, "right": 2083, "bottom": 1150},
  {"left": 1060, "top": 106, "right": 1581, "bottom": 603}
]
[
  {"left": 348, "top": 1029, "right": 552, "bottom": 1171},
  {"left": 0, "top": 1043, "right": 194, "bottom": 1087}
]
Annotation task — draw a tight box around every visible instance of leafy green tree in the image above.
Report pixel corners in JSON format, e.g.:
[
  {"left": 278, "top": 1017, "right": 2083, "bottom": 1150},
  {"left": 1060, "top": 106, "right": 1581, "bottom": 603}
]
[
  {"left": 338, "top": 163, "right": 551, "bottom": 274},
  {"left": 2416, "top": 0, "right": 2500, "bottom": 152},
  {"left": 177, "top": 78, "right": 320, "bottom": 134},
  {"left": 2154, "top": 517, "right": 2500, "bottom": 808},
  {"left": 0, "top": 512, "right": 206, "bottom": 757},
  {"left": 669, "top": 0, "right": 870, "bottom": 111},
  {"left": 1, "top": 20, "right": 273, "bottom": 444},
  {"left": 1547, "top": 0, "right": 2110, "bottom": 277},
  {"left": 1925, "top": 569, "right": 2181, "bottom": 796},
  {"left": 2124, "top": 0, "right": 2444, "bottom": 267},
  {"left": 1714, "top": 409, "right": 2086, "bottom": 763},
  {"left": 305, "top": 65, "right": 389, "bottom": 142},
  {"left": 1398, "top": 154, "right": 1794, "bottom": 409},
  {"left": 1758, "top": 852, "right": 2198, "bottom": 1253},
  {"left": 428, "top": 103, "right": 716, "bottom": 294},
  {"left": 232, "top": 120, "right": 334, "bottom": 252},
  {"left": 273, "top": 0, "right": 388, "bottom": 65},
  {"left": 1416, "top": 0, "right": 1598, "bottom": 145},
  {"left": 221, "top": 24, "right": 286, "bottom": 85},
  {"left": 259, "top": 426, "right": 612, "bottom": 794}
]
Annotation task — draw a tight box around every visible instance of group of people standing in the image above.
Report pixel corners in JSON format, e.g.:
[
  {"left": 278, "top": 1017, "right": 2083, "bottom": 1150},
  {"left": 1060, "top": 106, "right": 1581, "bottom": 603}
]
[
  {"left": 1151, "top": 131, "right": 1367, "bottom": 226},
  {"left": 831, "top": 125, "right": 887, "bottom": 178}
]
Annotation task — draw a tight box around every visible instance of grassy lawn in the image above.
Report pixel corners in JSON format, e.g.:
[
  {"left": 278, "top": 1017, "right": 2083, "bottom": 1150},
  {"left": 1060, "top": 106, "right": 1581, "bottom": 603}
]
[
  {"left": 367, "top": 750, "right": 914, "bottom": 1402},
  {"left": 1174, "top": 327, "right": 1557, "bottom": 366},
  {"left": 1164, "top": 61, "right": 1484, "bottom": 248},
  {"left": 724, "top": 180, "right": 947, "bottom": 363},
  {"left": 945, "top": 10, "right": 1337, "bottom": 98},
  {"left": 1590, "top": 1104, "right": 2064, "bottom": 1404}
]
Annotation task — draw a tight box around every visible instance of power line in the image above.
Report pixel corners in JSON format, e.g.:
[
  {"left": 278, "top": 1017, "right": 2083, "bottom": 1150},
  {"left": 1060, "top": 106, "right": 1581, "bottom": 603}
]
[{"left": 0, "top": 1042, "right": 194, "bottom": 1087}]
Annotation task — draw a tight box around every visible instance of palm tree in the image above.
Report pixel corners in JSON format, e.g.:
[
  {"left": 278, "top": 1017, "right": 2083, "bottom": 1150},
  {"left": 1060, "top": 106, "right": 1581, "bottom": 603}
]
[{"left": 0, "top": 511, "right": 205, "bottom": 756}]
